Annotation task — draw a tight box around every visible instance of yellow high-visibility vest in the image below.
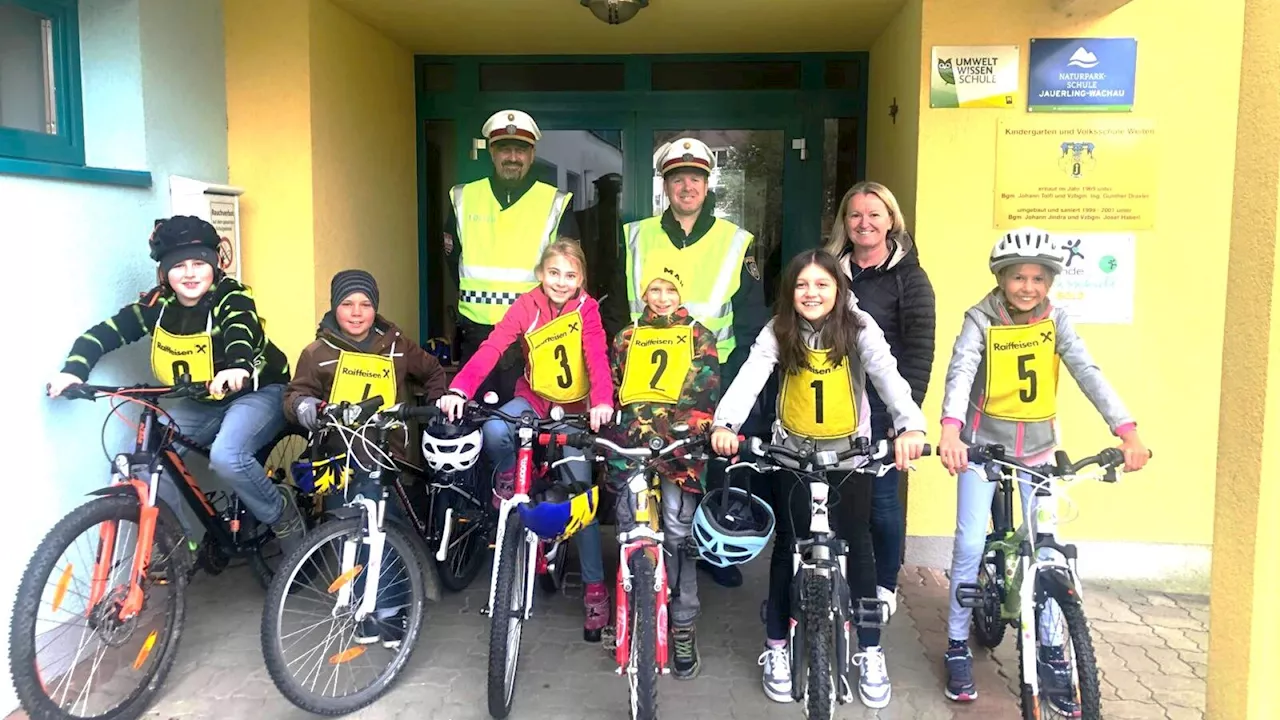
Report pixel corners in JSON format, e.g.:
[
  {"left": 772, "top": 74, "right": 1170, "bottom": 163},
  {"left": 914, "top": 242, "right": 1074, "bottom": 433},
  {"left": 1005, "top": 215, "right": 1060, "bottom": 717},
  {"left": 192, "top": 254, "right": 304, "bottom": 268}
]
[
  {"left": 453, "top": 179, "right": 572, "bottom": 325},
  {"left": 623, "top": 216, "right": 753, "bottom": 360}
]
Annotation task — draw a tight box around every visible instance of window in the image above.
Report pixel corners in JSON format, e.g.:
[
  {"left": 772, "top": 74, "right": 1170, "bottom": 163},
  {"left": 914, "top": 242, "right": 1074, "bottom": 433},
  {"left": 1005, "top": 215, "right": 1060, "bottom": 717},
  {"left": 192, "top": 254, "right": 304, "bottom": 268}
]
[
  {"left": 479, "top": 62, "right": 625, "bottom": 92},
  {"left": 0, "top": 0, "right": 83, "bottom": 165}
]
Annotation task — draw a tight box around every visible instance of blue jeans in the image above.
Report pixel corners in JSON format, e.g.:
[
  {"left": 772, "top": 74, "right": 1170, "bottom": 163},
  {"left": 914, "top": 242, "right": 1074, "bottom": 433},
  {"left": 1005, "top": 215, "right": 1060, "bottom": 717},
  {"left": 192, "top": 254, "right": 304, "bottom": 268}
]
[
  {"left": 482, "top": 396, "right": 605, "bottom": 585},
  {"left": 870, "top": 466, "right": 904, "bottom": 591},
  {"left": 324, "top": 472, "right": 410, "bottom": 617},
  {"left": 159, "top": 383, "right": 286, "bottom": 537}
]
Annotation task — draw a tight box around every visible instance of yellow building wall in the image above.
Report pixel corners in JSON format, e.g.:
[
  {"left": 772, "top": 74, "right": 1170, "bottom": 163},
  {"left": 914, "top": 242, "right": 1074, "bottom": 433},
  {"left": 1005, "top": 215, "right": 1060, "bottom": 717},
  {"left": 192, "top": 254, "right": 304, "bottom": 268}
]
[
  {"left": 309, "top": 0, "right": 419, "bottom": 336},
  {"left": 908, "top": 0, "right": 1246, "bottom": 543},
  {"left": 865, "top": 0, "right": 922, "bottom": 227}
]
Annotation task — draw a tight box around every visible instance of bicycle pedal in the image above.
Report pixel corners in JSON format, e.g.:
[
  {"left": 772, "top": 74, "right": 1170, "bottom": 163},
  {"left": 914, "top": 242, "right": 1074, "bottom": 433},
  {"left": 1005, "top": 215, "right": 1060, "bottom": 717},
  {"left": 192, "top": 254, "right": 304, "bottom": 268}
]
[
  {"left": 561, "top": 570, "right": 584, "bottom": 596},
  {"left": 954, "top": 583, "right": 985, "bottom": 608}
]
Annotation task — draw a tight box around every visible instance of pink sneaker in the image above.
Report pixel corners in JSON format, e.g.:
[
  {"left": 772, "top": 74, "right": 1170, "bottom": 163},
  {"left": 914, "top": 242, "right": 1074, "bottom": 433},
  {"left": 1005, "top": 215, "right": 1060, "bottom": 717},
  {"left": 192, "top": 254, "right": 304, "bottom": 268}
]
[
  {"left": 583, "top": 582, "right": 610, "bottom": 643},
  {"left": 492, "top": 469, "right": 515, "bottom": 509}
]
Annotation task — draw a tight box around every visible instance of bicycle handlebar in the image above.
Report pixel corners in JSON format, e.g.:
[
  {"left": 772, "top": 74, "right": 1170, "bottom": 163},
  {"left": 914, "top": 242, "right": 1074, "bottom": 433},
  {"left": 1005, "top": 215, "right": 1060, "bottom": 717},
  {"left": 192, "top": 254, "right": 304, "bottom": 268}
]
[
  {"left": 58, "top": 380, "right": 210, "bottom": 402},
  {"left": 966, "top": 443, "right": 1152, "bottom": 481},
  {"left": 735, "top": 437, "right": 933, "bottom": 473}
]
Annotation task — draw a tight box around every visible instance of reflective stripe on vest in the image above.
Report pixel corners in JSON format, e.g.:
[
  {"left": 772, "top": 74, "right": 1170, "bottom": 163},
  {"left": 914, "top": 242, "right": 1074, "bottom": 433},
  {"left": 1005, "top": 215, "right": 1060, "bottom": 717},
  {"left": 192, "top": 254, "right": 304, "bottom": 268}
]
[
  {"left": 453, "top": 180, "right": 571, "bottom": 325},
  {"left": 623, "top": 218, "right": 752, "bottom": 360}
]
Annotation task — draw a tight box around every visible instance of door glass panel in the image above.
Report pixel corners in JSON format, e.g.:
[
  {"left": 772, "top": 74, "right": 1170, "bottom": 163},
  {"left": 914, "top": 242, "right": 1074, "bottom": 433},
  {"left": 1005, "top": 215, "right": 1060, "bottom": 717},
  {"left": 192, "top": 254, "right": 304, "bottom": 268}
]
[
  {"left": 653, "top": 129, "right": 785, "bottom": 306},
  {"left": 650, "top": 61, "right": 801, "bottom": 91},
  {"left": 479, "top": 63, "right": 625, "bottom": 92},
  {"left": 0, "top": 4, "right": 56, "bottom": 134},
  {"left": 820, "top": 118, "right": 860, "bottom": 245}
]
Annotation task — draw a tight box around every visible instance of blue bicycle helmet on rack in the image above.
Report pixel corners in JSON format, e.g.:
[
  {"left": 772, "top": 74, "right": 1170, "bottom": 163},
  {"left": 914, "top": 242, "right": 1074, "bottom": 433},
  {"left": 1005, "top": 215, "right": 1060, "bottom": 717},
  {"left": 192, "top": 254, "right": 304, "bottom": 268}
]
[
  {"left": 692, "top": 485, "right": 775, "bottom": 567},
  {"left": 518, "top": 480, "right": 600, "bottom": 543}
]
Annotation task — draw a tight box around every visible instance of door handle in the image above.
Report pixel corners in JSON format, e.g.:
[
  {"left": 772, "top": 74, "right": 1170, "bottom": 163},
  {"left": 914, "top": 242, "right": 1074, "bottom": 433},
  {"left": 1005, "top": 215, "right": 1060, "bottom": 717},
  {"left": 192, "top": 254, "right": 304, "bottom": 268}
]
[
  {"left": 791, "top": 138, "right": 807, "bottom": 161},
  {"left": 470, "top": 137, "right": 487, "bottom": 160}
]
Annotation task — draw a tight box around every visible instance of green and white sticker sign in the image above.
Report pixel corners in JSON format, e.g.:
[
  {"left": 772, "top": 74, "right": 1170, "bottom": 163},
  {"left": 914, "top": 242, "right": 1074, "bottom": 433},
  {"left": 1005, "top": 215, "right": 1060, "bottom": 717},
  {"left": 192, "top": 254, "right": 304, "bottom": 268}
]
[{"left": 930, "top": 45, "right": 1020, "bottom": 109}]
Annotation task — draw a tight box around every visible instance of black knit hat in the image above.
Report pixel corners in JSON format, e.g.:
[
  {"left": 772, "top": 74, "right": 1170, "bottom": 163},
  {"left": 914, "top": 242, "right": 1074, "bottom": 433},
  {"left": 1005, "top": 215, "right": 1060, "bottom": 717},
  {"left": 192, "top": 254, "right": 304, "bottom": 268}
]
[{"left": 330, "top": 270, "right": 379, "bottom": 311}]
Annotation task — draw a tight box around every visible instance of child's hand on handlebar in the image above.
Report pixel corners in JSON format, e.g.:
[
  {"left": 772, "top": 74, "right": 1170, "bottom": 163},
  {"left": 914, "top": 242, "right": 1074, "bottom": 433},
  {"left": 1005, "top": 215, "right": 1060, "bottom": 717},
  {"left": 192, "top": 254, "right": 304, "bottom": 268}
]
[
  {"left": 436, "top": 392, "right": 466, "bottom": 422},
  {"left": 47, "top": 373, "right": 83, "bottom": 399},
  {"left": 1118, "top": 429, "right": 1150, "bottom": 473},
  {"left": 711, "top": 427, "right": 739, "bottom": 456},
  {"left": 589, "top": 404, "right": 614, "bottom": 432},
  {"left": 938, "top": 423, "right": 969, "bottom": 476},
  {"left": 210, "top": 369, "right": 250, "bottom": 398},
  {"left": 893, "top": 430, "right": 928, "bottom": 471}
]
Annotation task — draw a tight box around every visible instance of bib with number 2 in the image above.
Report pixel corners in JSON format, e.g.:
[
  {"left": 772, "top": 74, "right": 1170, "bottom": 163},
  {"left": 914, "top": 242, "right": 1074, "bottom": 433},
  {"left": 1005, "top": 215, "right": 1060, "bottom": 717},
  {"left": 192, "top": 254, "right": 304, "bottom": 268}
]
[
  {"left": 150, "top": 307, "right": 214, "bottom": 385},
  {"left": 619, "top": 325, "right": 693, "bottom": 405},
  {"left": 982, "top": 318, "right": 1059, "bottom": 422},
  {"left": 525, "top": 310, "right": 589, "bottom": 403},
  {"left": 780, "top": 348, "right": 856, "bottom": 440},
  {"left": 329, "top": 351, "right": 397, "bottom": 411}
]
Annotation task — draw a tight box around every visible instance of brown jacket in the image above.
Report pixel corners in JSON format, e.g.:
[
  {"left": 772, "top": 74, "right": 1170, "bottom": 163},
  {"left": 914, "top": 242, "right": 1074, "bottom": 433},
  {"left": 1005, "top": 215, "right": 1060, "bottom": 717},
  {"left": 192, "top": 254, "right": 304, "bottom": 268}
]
[{"left": 285, "top": 313, "right": 447, "bottom": 459}]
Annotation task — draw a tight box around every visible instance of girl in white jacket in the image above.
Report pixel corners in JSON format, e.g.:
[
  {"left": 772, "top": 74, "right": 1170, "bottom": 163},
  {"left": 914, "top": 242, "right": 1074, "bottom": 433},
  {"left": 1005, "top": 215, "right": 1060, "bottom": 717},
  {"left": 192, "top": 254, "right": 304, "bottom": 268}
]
[{"left": 711, "top": 249, "right": 927, "bottom": 710}]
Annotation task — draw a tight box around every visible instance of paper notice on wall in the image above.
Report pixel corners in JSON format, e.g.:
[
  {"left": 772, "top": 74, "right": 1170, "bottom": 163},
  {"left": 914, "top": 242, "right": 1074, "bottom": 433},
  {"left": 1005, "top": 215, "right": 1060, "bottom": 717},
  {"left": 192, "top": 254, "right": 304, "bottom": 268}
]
[
  {"left": 930, "top": 45, "right": 1020, "bottom": 108},
  {"left": 1049, "top": 232, "right": 1135, "bottom": 324},
  {"left": 169, "top": 176, "right": 244, "bottom": 279}
]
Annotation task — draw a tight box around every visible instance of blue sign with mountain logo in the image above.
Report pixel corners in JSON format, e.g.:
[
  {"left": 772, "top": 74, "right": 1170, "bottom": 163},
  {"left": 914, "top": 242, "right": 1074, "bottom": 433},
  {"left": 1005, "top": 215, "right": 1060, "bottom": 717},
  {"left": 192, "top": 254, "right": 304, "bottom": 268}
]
[{"left": 1028, "top": 38, "right": 1137, "bottom": 112}]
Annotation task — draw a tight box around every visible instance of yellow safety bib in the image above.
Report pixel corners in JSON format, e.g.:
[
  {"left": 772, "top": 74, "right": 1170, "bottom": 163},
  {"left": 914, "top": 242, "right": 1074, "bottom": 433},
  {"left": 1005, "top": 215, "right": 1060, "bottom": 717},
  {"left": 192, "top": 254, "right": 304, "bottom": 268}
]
[
  {"left": 329, "top": 351, "right": 397, "bottom": 411},
  {"left": 150, "top": 307, "right": 214, "bottom": 385},
  {"left": 525, "top": 310, "right": 589, "bottom": 403},
  {"left": 779, "top": 348, "right": 857, "bottom": 440},
  {"left": 619, "top": 325, "right": 693, "bottom": 405},
  {"left": 983, "top": 319, "right": 1059, "bottom": 422}
]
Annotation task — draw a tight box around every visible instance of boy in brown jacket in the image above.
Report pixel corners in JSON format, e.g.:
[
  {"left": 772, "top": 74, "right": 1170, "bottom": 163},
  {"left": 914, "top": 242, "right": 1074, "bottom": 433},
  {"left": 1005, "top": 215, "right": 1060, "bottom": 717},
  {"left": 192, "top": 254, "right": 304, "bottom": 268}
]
[{"left": 283, "top": 269, "right": 447, "bottom": 648}]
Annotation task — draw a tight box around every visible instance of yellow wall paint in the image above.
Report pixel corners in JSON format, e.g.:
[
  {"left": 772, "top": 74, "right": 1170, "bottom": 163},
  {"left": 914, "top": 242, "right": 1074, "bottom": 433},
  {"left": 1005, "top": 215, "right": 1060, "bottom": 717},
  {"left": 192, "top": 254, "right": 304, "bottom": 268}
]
[
  {"left": 224, "top": 0, "right": 317, "bottom": 363},
  {"left": 909, "top": 0, "right": 1246, "bottom": 543},
  {"left": 309, "top": 0, "right": 419, "bottom": 338},
  {"left": 865, "top": 0, "right": 922, "bottom": 227}
]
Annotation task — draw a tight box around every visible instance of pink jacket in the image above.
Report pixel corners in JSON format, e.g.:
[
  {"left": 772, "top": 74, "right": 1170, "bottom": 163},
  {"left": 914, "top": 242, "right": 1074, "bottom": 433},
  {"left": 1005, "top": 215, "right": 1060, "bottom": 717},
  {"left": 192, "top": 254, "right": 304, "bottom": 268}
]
[{"left": 450, "top": 286, "right": 614, "bottom": 416}]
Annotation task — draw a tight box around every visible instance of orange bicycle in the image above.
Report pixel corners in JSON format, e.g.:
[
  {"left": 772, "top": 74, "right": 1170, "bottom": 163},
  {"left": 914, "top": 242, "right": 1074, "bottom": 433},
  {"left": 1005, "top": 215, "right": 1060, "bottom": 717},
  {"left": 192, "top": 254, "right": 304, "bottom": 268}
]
[{"left": 9, "top": 380, "right": 307, "bottom": 720}]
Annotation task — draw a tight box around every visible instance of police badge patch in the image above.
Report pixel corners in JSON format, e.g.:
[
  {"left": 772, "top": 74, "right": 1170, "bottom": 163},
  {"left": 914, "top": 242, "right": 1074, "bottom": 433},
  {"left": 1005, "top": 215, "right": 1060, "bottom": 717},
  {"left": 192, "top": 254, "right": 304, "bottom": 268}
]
[{"left": 745, "top": 255, "right": 761, "bottom": 281}]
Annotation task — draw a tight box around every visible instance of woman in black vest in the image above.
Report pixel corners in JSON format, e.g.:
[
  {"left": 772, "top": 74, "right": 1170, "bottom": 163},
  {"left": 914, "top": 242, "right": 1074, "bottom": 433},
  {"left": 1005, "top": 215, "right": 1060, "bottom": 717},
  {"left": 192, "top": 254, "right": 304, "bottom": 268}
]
[{"left": 823, "top": 181, "right": 936, "bottom": 615}]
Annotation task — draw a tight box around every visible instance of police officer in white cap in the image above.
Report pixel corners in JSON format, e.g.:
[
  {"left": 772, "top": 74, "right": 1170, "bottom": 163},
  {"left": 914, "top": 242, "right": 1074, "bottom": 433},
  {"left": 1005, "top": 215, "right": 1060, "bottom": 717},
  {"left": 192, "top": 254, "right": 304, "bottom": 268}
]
[
  {"left": 444, "top": 109, "right": 580, "bottom": 401},
  {"left": 617, "top": 137, "right": 768, "bottom": 589}
]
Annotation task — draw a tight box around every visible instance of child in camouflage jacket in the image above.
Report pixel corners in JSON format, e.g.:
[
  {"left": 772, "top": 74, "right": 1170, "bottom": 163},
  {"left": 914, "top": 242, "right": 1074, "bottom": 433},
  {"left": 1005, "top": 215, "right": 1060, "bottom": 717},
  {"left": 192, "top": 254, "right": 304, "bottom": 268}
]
[{"left": 607, "top": 249, "right": 719, "bottom": 680}]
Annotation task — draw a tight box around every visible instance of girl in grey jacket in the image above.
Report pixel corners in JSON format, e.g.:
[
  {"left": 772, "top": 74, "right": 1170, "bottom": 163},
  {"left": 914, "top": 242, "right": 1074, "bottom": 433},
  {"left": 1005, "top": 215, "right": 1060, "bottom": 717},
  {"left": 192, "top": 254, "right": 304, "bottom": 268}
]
[
  {"left": 711, "top": 250, "right": 927, "bottom": 710},
  {"left": 937, "top": 228, "right": 1149, "bottom": 712}
]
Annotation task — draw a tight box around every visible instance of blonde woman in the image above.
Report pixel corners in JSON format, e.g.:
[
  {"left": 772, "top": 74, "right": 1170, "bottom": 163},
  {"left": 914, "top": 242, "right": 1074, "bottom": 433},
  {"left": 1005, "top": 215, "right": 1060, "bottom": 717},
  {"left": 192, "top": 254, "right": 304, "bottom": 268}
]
[{"left": 824, "top": 181, "right": 936, "bottom": 615}]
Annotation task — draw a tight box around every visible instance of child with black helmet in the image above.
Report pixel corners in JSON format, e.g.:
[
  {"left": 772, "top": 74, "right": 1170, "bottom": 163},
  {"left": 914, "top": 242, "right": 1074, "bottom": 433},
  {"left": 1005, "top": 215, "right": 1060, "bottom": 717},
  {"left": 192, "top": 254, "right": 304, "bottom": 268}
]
[{"left": 46, "top": 216, "right": 302, "bottom": 553}]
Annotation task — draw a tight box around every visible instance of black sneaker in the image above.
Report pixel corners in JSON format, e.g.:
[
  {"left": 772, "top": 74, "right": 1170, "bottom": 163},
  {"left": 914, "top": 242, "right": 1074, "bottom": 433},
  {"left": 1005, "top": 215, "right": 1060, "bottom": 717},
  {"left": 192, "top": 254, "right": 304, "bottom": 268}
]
[
  {"left": 944, "top": 643, "right": 977, "bottom": 701},
  {"left": 353, "top": 617, "right": 380, "bottom": 645},
  {"left": 379, "top": 613, "right": 407, "bottom": 650},
  {"left": 670, "top": 624, "right": 700, "bottom": 680},
  {"left": 1038, "top": 645, "right": 1081, "bottom": 717}
]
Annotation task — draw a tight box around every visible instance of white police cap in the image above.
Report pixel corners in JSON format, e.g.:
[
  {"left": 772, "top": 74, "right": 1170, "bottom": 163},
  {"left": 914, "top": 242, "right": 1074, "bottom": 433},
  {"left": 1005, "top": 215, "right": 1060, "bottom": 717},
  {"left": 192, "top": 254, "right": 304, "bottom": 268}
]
[
  {"left": 653, "top": 137, "right": 715, "bottom": 176},
  {"left": 482, "top": 109, "right": 541, "bottom": 146}
]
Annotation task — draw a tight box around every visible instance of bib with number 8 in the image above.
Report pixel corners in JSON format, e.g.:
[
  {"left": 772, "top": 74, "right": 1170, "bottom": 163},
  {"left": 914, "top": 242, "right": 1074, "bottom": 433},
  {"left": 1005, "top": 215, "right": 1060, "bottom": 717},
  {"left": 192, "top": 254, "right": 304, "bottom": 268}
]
[
  {"left": 780, "top": 348, "right": 856, "bottom": 440},
  {"left": 525, "top": 310, "right": 589, "bottom": 403},
  {"left": 150, "top": 307, "right": 214, "bottom": 385},
  {"left": 329, "top": 351, "right": 397, "bottom": 411},
  {"left": 982, "top": 319, "right": 1059, "bottom": 422},
  {"left": 619, "top": 325, "right": 693, "bottom": 405}
]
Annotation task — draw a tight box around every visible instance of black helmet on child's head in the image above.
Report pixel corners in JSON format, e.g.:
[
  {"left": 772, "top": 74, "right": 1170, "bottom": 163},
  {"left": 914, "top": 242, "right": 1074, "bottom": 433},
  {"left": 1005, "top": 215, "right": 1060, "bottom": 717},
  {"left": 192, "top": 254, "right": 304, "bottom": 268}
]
[{"left": 148, "top": 215, "right": 221, "bottom": 272}]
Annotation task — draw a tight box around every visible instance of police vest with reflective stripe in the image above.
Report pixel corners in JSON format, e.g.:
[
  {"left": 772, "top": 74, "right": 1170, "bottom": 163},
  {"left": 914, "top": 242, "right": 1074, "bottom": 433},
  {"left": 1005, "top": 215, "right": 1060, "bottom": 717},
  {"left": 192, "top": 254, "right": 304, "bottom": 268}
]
[
  {"left": 623, "top": 217, "right": 753, "bottom": 361},
  {"left": 453, "top": 179, "right": 572, "bottom": 325}
]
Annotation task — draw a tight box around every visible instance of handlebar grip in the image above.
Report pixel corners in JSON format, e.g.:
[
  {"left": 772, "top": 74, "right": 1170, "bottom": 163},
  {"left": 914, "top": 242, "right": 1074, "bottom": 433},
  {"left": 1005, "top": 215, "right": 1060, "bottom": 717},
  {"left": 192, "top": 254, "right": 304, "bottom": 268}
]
[
  {"left": 921, "top": 443, "right": 933, "bottom": 456},
  {"left": 403, "top": 405, "right": 441, "bottom": 420}
]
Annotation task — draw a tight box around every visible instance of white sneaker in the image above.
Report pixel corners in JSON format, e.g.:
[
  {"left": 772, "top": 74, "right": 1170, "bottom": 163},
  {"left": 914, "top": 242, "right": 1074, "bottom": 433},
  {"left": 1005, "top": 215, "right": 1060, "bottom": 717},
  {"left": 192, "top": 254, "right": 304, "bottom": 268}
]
[
  {"left": 853, "top": 645, "right": 892, "bottom": 709},
  {"left": 877, "top": 585, "right": 898, "bottom": 617},
  {"left": 757, "top": 644, "right": 793, "bottom": 703}
]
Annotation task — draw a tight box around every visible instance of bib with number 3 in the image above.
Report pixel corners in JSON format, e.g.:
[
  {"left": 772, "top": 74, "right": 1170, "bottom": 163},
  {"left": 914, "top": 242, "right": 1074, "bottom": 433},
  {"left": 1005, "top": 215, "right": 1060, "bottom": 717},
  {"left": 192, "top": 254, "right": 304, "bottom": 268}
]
[
  {"left": 329, "top": 351, "right": 397, "bottom": 410},
  {"left": 982, "top": 319, "right": 1059, "bottom": 422},
  {"left": 619, "top": 325, "right": 693, "bottom": 405},
  {"left": 150, "top": 307, "right": 214, "bottom": 385},
  {"left": 525, "top": 310, "right": 589, "bottom": 403},
  {"left": 780, "top": 348, "right": 856, "bottom": 440}
]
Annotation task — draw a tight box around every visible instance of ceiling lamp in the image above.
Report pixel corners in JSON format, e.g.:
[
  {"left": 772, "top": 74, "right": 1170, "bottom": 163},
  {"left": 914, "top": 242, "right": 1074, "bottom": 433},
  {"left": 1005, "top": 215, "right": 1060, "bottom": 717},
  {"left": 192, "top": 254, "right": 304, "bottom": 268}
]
[{"left": 581, "top": 0, "right": 648, "bottom": 25}]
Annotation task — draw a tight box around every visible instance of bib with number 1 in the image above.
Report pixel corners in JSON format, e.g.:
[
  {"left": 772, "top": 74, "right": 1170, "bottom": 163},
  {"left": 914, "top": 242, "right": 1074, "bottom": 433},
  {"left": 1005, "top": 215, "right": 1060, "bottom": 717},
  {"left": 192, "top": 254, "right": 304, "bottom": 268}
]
[
  {"left": 619, "top": 325, "right": 693, "bottom": 405},
  {"left": 150, "top": 306, "right": 214, "bottom": 385},
  {"left": 329, "top": 351, "right": 396, "bottom": 411},
  {"left": 983, "top": 318, "right": 1059, "bottom": 422},
  {"left": 780, "top": 348, "right": 856, "bottom": 440},
  {"left": 525, "top": 310, "right": 589, "bottom": 403}
]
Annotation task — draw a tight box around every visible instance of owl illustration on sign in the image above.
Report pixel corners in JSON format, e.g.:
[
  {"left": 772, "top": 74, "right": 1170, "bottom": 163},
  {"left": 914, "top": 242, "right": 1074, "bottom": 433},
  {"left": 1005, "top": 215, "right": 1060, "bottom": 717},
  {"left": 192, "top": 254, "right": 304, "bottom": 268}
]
[
  {"left": 936, "top": 58, "right": 955, "bottom": 85},
  {"left": 1058, "top": 142, "right": 1097, "bottom": 179}
]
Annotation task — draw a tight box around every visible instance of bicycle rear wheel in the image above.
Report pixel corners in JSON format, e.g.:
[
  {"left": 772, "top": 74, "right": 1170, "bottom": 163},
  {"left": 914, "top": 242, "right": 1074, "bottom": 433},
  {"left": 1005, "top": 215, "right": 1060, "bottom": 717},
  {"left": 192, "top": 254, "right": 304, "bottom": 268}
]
[
  {"left": 261, "top": 517, "right": 425, "bottom": 716},
  {"left": 486, "top": 511, "right": 529, "bottom": 719},
  {"left": 973, "top": 549, "right": 1007, "bottom": 649},
  {"left": 9, "top": 495, "right": 185, "bottom": 720},
  {"left": 627, "top": 550, "right": 658, "bottom": 720},
  {"left": 249, "top": 429, "right": 313, "bottom": 590}
]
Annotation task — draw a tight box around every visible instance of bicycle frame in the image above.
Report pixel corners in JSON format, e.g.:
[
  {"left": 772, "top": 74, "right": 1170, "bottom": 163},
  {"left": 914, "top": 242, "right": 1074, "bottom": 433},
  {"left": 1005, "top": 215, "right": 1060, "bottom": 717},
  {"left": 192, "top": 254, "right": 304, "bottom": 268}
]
[
  {"left": 611, "top": 467, "right": 670, "bottom": 674},
  {"left": 485, "top": 423, "right": 540, "bottom": 621}
]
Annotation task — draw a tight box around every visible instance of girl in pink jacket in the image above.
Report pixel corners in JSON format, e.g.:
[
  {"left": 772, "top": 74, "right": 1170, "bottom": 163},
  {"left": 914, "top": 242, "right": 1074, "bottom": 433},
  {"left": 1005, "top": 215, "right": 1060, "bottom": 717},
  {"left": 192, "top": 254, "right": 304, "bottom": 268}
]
[{"left": 437, "top": 240, "right": 614, "bottom": 640}]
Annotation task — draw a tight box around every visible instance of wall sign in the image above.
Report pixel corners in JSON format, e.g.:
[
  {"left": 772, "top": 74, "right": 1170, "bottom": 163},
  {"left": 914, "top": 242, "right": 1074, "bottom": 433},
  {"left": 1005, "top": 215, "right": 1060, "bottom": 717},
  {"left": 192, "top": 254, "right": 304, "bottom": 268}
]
[
  {"left": 1049, "top": 232, "right": 1135, "bottom": 325},
  {"left": 169, "top": 176, "right": 244, "bottom": 279},
  {"left": 929, "top": 45, "right": 1020, "bottom": 108},
  {"left": 994, "top": 116, "right": 1157, "bottom": 230},
  {"left": 1028, "top": 37, "right": 1137, "bottom": 112}
]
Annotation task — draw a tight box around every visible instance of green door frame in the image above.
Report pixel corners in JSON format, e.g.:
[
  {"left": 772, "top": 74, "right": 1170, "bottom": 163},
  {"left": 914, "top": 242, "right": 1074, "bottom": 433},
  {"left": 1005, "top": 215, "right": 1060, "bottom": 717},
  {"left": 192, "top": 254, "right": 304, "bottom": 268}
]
[{"left": 415, "top": 53, "right": 869, "bottom": 343}]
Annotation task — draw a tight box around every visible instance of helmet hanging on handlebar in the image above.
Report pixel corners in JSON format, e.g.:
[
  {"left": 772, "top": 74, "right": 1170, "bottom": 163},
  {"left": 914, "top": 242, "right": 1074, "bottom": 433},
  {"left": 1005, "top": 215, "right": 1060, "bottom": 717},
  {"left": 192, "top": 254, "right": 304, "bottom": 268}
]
[{"left": 518, "top": 480, "right": 600, "bottom": 543}]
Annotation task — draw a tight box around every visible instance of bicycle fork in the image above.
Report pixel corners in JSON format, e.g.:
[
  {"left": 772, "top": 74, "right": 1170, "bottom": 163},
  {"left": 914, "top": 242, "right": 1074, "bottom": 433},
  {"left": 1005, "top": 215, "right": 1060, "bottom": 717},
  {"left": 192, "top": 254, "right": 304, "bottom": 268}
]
[
  {"left": 333, "top": 496, "right": 387, "bottom": 621},
  {"left": 612, "top": 541, "right": 668, "bottom": 674},
  {"left": 88, "top": 472, "right": 162, "bottom": 622}
]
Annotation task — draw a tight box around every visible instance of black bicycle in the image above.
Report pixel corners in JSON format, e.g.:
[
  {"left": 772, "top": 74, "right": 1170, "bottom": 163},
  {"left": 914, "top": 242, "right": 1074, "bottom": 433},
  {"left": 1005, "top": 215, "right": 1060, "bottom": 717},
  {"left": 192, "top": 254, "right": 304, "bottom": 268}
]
[{"left": 10, "top": 380, "right": 309, "bottom": 720}]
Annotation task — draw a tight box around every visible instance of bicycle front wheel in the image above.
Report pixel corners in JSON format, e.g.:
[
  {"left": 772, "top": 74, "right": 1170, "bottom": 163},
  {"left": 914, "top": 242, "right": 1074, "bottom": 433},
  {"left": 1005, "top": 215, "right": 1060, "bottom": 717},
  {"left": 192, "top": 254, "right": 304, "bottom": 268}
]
[
  {"left": 627, "top": 550, "right": 658, "bottom": 720},
  {"left": 9, "top": 495, "right": 186, "bottom": 720},
  {"left": 486, "top": 511, "right": 529, "bottom": 719},
  {"left": 1020, "top": 578, "right": 1102, "bottom": 720},
  {"left": 261, "top": 517, "right": 425, "bottom": 716},
  {"left": 802, "top": 573, "right": 834, "bottom": 720},
  {"left": 433, "top": 488, "right": 489, "bottom": 592}
]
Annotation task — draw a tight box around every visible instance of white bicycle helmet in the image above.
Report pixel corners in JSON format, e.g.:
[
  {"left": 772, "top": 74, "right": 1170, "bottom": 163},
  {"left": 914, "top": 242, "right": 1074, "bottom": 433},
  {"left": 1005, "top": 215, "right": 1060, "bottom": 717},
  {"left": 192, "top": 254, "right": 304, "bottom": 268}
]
[
  {"left": 421, "top": 423, "right": 481, "bottom": 473},
  {"left": 691, "top": 487, "right": 775, "bottom": 568},
  {"left": 989, "top": 227, "right": 1064, "bottom": 275}
]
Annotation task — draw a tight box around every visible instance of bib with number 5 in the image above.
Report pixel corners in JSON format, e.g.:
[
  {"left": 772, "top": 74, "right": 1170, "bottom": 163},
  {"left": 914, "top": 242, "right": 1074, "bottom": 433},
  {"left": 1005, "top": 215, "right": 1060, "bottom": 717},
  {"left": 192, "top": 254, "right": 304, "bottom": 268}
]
[
  {"left": 982, "top": 319, "right": 1059, "bottom": 422},
  {"left": 780, "top": 348, "right": 856, "bottom": 440},
  {"left": 329, "top": 351, "right": 397, "bottom": 411},
  {"left": 525, "top": 310, "right": 589, "bottom": 403},
  {"left": 619, "top": 325, "right": 693, "bottom": 405},
  {"left": 150, "top": 306, "right": 214, "bottom": 385}
]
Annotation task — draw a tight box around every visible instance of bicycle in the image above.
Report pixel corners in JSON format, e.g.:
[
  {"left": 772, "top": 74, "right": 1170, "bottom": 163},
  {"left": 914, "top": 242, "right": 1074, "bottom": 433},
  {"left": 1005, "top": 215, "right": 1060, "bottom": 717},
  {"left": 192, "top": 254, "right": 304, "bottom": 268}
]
[
  {"left": 727, "top": 436, "right": 930, "bottom": 720},
  {"left": 952, "top": 443, "right": 1151, "bottom": 720},
  {"left": 261, "top": 395, "right": 445, "bottom": 716},
  {"left": 552, "top": 422, "right": 711, "bottom": 720},
  {"left": 10, "top": 380, "right": 309, "bottom": 720}
]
